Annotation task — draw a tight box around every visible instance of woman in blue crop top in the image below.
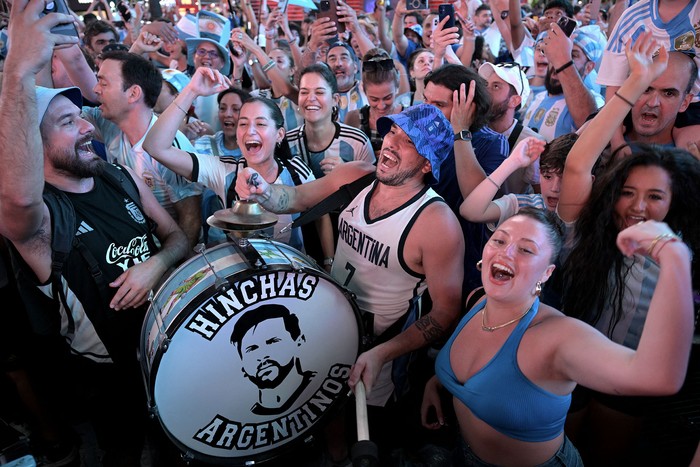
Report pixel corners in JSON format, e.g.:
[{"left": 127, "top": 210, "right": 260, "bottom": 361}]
[{"left": 421, "top": 208, "right": 694, "bottom": 466}]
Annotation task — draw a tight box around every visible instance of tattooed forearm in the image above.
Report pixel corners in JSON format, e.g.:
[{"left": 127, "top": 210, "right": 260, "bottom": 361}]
[
  {"left": 276, "top": 190, "right": 290, "bottom": 212},
  {"left": 415, "top": 315, "right": 446, "bottom": 343}
]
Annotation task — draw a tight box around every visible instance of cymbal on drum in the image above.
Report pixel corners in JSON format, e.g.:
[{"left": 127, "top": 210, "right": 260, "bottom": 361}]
[{"left": 209, "top": 200, "right": 278, "bottom": 232}]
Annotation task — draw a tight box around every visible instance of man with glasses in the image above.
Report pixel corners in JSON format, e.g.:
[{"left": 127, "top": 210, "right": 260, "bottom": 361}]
[
  {"left": 184, "top": 11, "right": 232, "bottom": 133},
  {"left": 521, "top": 26, "right": 605, "bottom": 142},
  {"left": 479, "top": 62, "right": 545, "bottom": 194}
]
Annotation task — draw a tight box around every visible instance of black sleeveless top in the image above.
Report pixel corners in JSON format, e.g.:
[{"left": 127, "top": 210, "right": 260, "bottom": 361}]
[{"left": 58, "top": 174, "right": 158, "bottom": 363}]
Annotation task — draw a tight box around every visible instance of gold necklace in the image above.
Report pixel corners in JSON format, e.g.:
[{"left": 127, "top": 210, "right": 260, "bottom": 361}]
[{"left": 481, "top": 304, "right": 532, "bottom": 332}]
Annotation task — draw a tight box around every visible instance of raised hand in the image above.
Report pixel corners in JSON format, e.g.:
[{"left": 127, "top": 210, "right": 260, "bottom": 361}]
[
  {"left": 337, "top": 0, "right": 360, "bottom": 34},
  {"left": 7, "top": 0, "right": 79, "bottom": 74},
  {"left": 187, "top": 67, "right": 232, "bottom": 97},
  {"left": 130, "top": 30, "right": 162, "bottom": 54},
  {"left": 509, "top": 137, "right": 546, "bottom": 168},
  {"left": 230, "top": 27, "right": 257, "bottom": 52},
  {"left": 431, "top": 15, "right": 460, "bottom": 56},
  {"left": 616, "top": 220, "right": 680, "bottom": 261},
  {"left": 308, "top": 17, "right": 338, "bottom": 52},
  {"left": 541, "top": 22, "right": 573, "bottom": 70},
  {"left": 142, "top": 20, "right": 179, "bottom": 44},
  {"left": 450, "top": 80, "right": 476, "bottom": 133},
  {"left": 625, "top": 31, "right": 668, "bottom": 86},
  {"left": 235, "top": 167, "right": 271, "bottom": 202}
]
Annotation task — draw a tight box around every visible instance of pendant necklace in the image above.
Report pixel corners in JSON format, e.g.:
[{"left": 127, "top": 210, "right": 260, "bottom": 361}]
[{"left": 481, "top": 304, "right": 532, "bottom": 332}]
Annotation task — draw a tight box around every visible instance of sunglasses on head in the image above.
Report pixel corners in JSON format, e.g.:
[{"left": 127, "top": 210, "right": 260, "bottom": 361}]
[
  {"left": 495, "top": 62, "right": 524, "bottom": 97},
  {"left": 362, "top": 58, "right": 395, "bottom": 72}
]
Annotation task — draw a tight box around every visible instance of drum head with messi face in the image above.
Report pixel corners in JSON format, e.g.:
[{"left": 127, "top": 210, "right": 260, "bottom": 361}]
[{"left": 143, "top": 241, "right": 361, "bottom": 464}]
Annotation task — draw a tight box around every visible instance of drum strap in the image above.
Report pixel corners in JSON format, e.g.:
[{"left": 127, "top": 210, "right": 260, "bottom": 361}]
[{"left": 289, "top": 172, "right": 376, "bottom": 229}]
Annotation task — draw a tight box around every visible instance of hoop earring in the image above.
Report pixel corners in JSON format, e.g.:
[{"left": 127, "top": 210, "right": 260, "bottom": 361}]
[
  {"left": 331, "top": 106, "right": 339, "bottom": 122},
  {"left": 476, "top": 260, "right": 482, "bottom": 272},
  {"left": 534, "top": 281, "right": 542, "bottom": 297}
]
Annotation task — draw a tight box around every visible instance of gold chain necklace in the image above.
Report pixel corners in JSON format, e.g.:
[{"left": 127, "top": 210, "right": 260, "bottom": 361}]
[{"left": 481, "top": 305, "right": 532, "bottom": 332}]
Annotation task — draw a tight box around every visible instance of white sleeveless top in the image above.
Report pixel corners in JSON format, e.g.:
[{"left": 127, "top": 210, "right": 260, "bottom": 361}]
[{"left": 331, "top": 181, "right": 443, "bottom": 405}]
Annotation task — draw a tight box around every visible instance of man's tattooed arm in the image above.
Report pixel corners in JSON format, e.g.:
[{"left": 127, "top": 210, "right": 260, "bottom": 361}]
[{"left": 415, "top": 315, "right": 447, "bottom": 343}]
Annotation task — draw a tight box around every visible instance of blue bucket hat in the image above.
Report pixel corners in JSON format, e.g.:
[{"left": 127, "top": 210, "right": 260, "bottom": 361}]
[
  {"left": 185, "top": 11, "right": 232, "bottom": 76},
  {"left": 376, "top": 104, "right": 454, "bottom": 183}
]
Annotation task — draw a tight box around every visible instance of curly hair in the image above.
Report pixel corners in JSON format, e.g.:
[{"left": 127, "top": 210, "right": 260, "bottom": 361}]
[{"left": 562, "top": 144, "right": 700, "bottom": 334}]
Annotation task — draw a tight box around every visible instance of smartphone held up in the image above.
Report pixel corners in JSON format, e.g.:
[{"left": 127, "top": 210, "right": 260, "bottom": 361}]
[
  {"left": 438, "top": 3, "right": 455, "bottom": 29},
  {"left": 42, "top": 0, "right": 79, "bottom": 38},
  {"left": 557, "top": 16, "right": 576, "bottom": 37},
  {"left": 318, "top": 0, "right": 346, "bottom": 36}
]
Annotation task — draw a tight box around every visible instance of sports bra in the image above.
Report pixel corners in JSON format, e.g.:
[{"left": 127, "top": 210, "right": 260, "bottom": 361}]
[{"left": 435, "top": 298, "right": 571, "bottom": 442}]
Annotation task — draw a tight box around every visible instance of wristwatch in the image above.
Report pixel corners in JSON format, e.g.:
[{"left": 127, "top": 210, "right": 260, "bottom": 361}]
[{"left": 454, "top": 130, "right": 472, "bottom": 142}]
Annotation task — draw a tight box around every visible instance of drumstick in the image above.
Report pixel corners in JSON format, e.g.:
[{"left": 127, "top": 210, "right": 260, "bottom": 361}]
[
  {"left": 351, "top": 381, "right": 378, "bottom": 466},
  {"left": 355, "top": 381, "right": 370, "bottom": 441}
]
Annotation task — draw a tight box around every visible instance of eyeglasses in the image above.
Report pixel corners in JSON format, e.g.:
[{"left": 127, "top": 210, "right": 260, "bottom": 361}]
[
  {"left": 495, "top": 62, "right": 525, "bottom": 97},
  {"left": 362, "top": 58, "right": 395, "bottom": 72},
  {"left": 195, "top": 48, "right": 222, "bottom": 60}
]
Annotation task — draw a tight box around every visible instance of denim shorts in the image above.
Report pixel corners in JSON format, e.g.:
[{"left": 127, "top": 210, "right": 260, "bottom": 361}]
[{"left": 454, "top": 436, "right": 584, "bottom": 467}]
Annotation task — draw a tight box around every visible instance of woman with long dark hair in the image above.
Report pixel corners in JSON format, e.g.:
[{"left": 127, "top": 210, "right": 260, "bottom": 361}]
[
  {"left": 557, "top": 32, "right": 700, "bottom": 464},
  {"left": 286, "top": 64, "right": 375, "bottom": 179}
]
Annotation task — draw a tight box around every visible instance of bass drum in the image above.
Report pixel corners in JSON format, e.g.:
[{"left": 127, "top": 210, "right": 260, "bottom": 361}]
[{"left": 140, "top": 239, "right": 362, "bottom": 464}]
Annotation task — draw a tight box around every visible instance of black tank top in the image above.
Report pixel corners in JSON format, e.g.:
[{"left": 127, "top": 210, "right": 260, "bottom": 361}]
[{"left": 59, "top": 175, "right": 158, "bottom": 363}]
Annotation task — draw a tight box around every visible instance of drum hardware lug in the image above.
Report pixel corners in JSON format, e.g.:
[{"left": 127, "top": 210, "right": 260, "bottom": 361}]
[
  {"left": 233, "top": 237, "right": 269, "bottom": 270},
  {"left": 194, "top": 243, "right": 229, "bottom": 291},
  {"left": 161, "top": 337, "right": 171, "bottom": 352},
  {"left": 147, "top": 404, "right": 158, "bottom": 419}
]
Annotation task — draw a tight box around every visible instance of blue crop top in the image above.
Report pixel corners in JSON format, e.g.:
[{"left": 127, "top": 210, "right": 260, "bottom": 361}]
[{"left": 435, "top": 298, "right": 571, "bottom": 442}]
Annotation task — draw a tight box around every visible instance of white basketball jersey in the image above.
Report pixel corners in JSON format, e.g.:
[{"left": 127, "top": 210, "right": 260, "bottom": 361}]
[{"left": 331, "top": 182, "right": 443, "bottom": 335}]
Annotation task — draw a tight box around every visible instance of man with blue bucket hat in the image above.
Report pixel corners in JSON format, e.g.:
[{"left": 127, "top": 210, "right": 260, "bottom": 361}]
[{"left": 235, "top": 104, "right": 464, "bottom": 425}]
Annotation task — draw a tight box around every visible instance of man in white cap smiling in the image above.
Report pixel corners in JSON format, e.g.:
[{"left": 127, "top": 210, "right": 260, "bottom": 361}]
[
  {"left": 0, "top": 0, "right": 187, "bottom": 462},
  {"left": 479, "top": 62, "right": 545, "bottom": 194}
]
